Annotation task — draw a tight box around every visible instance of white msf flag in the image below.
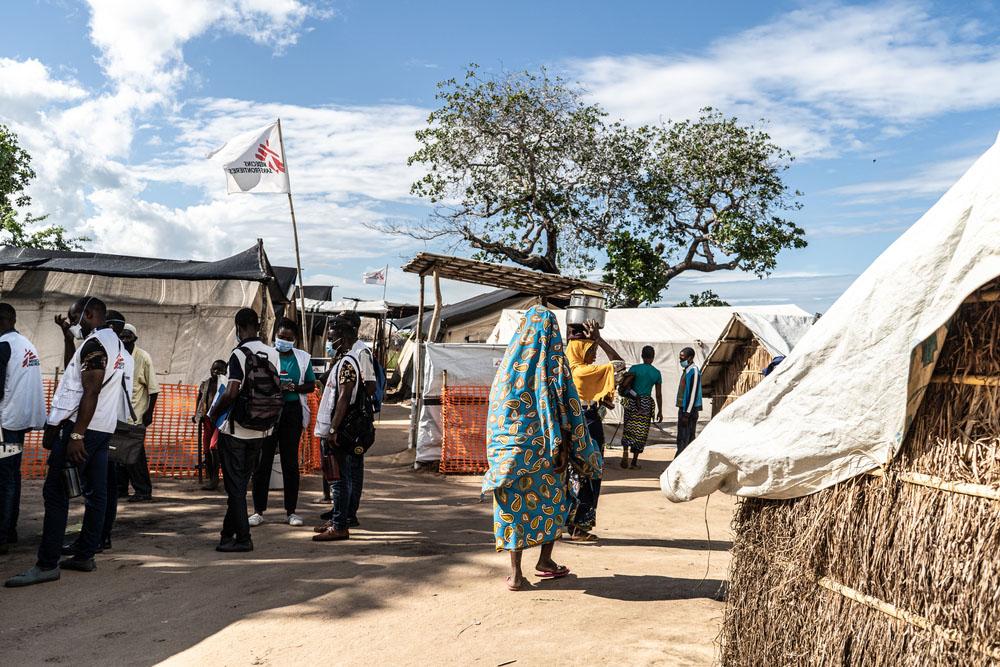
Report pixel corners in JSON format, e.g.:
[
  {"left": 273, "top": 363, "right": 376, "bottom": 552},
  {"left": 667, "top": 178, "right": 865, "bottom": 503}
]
[
  {"left": 362, "top": 268, "right": 387, "bottom": 285},
  {"left": 207, "top": 122, "right": 290, "bottom": 194}
]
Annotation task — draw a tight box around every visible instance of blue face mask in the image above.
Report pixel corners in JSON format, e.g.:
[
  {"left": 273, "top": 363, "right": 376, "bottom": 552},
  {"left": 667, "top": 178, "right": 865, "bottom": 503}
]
[
  {"left": 325, "top": 341, "right": 336, "bottom": 356},
  {"left": 680, "top": 359, "right": 691, "bottom": 368},
  {"left": 274, "top": 339, "right": 294, "bottom": 353}
]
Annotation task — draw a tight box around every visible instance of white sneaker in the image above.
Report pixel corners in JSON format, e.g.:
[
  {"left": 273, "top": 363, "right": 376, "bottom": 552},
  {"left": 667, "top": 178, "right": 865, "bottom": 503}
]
[
  {"left": 287, "top": 514, "right": 304, "bottom": 527},
  {"left": 248, "top": 513, "right": 264, "bottom": 527}
]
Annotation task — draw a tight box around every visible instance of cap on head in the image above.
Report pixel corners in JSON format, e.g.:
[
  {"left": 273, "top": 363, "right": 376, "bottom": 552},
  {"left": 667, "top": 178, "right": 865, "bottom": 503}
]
[
  {"left": 123, "top": 323, "right": 138, "bottom": 336},
  {"left": 337, "top": 310, "right": 362, "bottom": 330}
]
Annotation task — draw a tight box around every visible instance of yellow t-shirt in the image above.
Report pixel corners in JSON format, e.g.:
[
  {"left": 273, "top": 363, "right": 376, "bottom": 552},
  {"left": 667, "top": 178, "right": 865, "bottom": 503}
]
[{"left": 129, "top": 346, "right": 160, "bottom": 424}]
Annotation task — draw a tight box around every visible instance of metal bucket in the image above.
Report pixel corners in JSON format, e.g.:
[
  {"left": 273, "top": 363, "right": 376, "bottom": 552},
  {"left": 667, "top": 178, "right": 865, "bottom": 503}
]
[{"left": 565, "top": 289, "right": 607, "bottom": 328}]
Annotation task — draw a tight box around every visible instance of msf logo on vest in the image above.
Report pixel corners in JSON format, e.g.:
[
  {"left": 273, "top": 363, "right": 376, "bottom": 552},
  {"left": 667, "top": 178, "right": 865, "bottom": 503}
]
[
  {"left": 21, "top": 349, "right": 39, "bottom": 368},
  {"left": 114, "top": 355, "right": 125, "bottom": 371}
]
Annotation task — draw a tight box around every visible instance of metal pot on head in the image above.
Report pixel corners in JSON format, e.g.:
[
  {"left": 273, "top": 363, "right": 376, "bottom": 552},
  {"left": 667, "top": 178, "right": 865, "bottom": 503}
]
[{"left": 566, "top": 289, "right": 607, "bottom": 329}]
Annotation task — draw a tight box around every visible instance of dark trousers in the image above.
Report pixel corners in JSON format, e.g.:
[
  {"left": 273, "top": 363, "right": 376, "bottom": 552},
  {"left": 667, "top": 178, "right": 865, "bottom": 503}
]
[
  {"left": 116, "top": 438, "right": 153, "bottom": 497},
  {"left": 676, "top": 409, "right": 700, "bottom": 457},
  {"left": 101, "top": 461, "right": 117, "bottom": 544},
  {"left": 202, "top": 418, "right": 220, "bottom": 482},
  {"left": 37, "top": 424, "right": 111, "bottom": 569},
  {"left": 252, "top": 402, "right": 302, "bottom": 515},
  {"left": 570, "top": 406, "right": 604, "bottom": 531},
  {"left": 329, "top": 450, "right": 364, "bottom": 530},
  {"left": 218, "top": 432, "right": 263, "bottom": 544},
  {"left": 0, "top": 452, "right": 22, "bottom": 546}
]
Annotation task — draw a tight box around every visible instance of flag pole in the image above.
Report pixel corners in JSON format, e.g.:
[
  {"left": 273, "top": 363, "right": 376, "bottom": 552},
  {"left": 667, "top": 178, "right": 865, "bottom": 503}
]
[
  {"left": 275, "top": 118, "right": 308, "bottom": 343},
  {"left": 382, "top": 263, "right": 389, "bottom": 301}
]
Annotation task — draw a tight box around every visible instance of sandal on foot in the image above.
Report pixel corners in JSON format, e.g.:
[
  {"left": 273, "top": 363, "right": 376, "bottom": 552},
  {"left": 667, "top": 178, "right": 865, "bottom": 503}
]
[
  {"left": 565, "top": 530, "right": 598, "bottom": 543},
  {"left": 536, "top": 565, "right": 570, "bottom": 579},
  {"left": 506, "top": 576, "right": 525, "bottom": 592}
]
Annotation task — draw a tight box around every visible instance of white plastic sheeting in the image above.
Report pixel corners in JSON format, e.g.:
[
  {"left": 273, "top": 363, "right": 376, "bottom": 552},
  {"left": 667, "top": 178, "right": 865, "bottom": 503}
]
[
  {"left": 734, "top": 312, "right": 815, "bottom": 357},
  {"left": 488, "top": 304, "right": 811, "bottom": 422},
  {"left": 415, "top": 343, "right": 507, "bottom": 463},
  {"left": 662, "top": 134, "right": 1000, "bottom": 502}
]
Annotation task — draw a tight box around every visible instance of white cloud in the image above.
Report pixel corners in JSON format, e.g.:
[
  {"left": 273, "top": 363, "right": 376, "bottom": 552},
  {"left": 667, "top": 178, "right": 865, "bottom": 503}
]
[
  {"left": 828, "top": 155, "right": 979, "bottom": 204},
  {"left": 568, "top": 2, "right": 1000, "bottom": 157}
]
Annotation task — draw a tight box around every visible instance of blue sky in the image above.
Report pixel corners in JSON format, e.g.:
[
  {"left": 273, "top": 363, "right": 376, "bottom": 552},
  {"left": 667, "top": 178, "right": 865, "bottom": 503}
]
[{"left": 3, "top": 1, "right": 1000, "bottom": 310}]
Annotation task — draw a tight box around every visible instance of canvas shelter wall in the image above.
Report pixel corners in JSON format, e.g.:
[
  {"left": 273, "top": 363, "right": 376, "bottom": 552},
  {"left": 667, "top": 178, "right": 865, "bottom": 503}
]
[
  {"left": 662, "top": 132, "right": 1000, "bottom": 502},
  {"left": 489, "top": 305, "right": 811, "bottom": 423},
  {"left": 415, "top": 343, "right": 507, "bottom": 463},
  {"left": 439, "top": 294, "right": 538, "bottom": 344},
  {"left": 0, "top": 269, "right": 274, "bottom": 385}
]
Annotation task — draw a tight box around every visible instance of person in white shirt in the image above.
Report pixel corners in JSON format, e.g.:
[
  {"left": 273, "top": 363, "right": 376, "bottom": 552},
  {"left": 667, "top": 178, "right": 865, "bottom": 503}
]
[
  {"left": 5, "top": 297, "right": 128, "bottom": 587},
  {"left": 207, "top": 308, "right": 281, "bottom": 553},
  {"left": 0, "top": 304, "right": 46, "bottom": 555}
]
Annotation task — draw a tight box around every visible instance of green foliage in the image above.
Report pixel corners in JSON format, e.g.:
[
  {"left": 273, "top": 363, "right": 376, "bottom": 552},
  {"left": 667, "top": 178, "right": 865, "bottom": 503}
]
[
  {"left": 0, "top": 124, "right": 86, "bottom": 250},
  {"left": 400, "top": 67, "right": 806, "bottom": 296},
  {"left": 403, "top": 64, "right": 612, "bottom": 274},
  {"left": 674, "top": 290, "right": 730, "bottom": 308}
]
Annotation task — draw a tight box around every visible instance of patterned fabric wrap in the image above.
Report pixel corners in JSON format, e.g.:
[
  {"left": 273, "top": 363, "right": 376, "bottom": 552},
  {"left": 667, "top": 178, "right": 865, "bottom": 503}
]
[
  {"left": 621, "top": 395, "right": 655, "bottom": 453},
  {"left": 484, "top": 306, "right": 603, "bottom": 551}
]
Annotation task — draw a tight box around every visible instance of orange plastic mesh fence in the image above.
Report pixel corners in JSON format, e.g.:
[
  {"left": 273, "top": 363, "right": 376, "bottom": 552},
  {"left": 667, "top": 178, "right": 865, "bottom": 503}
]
[
  {"left": 440, "top": 385, "right": 491, "bottom": 474},
  {"left": 22, "top": 380, "right": 323, "bottom": 479}
]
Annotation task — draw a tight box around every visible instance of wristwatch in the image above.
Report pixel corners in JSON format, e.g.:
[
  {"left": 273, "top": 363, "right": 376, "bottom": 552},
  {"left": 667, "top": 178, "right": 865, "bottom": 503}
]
[{"left": 69, "top": 432, "right": 85, "bottom": 441}]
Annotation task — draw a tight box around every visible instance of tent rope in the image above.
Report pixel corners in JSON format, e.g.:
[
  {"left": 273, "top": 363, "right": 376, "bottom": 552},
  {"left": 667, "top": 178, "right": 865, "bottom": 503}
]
[{"left": 866, "top": 469, "right": 1000, "bottom": 501}]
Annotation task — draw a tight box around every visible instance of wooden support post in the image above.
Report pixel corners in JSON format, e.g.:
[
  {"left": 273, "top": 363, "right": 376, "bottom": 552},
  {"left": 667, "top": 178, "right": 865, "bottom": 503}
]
[
  {"left": 409, "top": 274, "right": 426, "bottom": 450},
  {"left": 428, "top": 268, "right": 443, "bottom": 342}
]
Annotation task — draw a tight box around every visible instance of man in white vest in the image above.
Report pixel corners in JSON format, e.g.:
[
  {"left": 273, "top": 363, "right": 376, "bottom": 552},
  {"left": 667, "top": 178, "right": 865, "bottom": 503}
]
[
  {"left": 5, "top": 297, "right": 128, "bottom": 587},
  {"left": 0, "top": 304, "right": 46, "bottom": 555}
]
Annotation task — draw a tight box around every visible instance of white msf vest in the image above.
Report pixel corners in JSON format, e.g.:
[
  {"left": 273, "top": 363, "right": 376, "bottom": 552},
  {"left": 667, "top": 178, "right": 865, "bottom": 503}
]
[
  {"left": 0, "top": 330, "right": 46, "bottom": 435},
  {"left": 49, "top": 327, "right": 130, "bottom": 434}
]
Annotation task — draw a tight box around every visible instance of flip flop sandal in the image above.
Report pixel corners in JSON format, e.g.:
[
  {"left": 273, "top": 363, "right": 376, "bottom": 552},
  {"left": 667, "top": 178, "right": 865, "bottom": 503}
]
[
  {"left": 536, "top": 567, "right": 571, "bottom": 579},
  {"left": 506, "top": 576, "right": 524, "bottom": 592},
  {"left": 565, "top": 530, "right": 599, "bottom": 542}
]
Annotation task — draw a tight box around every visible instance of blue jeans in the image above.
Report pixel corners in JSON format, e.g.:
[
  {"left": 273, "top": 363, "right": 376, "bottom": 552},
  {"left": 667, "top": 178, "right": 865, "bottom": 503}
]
[
  {"left": 330, "top": 451, "right": 364, "bottom": 530},
  {"left": 569, "top": 406, "right": 604, "bottom": 531},
  {"left": 37, "top": 423, "right": 111, "bottom": 569},
  {"left": 0, "top": 427, "right": 26, "bottom": 546}
]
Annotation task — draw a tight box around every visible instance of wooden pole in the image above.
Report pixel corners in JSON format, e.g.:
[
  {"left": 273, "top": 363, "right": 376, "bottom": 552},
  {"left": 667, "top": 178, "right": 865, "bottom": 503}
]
[
  {"left": 428, "top": 268, "right": 443, "bottom": 342},
  {"left": 409, "top": 274, "right": 426, "bottom": 450},
  {"left": 275, "top": 118, "right": 308, "bottom": 343}
]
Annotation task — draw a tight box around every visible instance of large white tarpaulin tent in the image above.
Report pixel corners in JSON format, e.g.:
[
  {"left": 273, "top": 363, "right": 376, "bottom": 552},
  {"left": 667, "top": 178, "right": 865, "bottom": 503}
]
[
  {"left": 415, "top": 343, "right": 508, "bottom": 464},
  {"left": 0, "top": 242, "right": 288, "bottom": 385},
  {"left": 487, "top": 304, "right": 812, "bottom": 422},
  {"left": 662, "top": 134, "right": 1000, "bottom": 502}
]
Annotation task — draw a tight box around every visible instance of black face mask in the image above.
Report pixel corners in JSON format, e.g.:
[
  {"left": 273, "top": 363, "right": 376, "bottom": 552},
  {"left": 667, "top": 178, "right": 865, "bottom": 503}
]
[{"left": 124, "top": 341, "right": 136, "bottom": 354}]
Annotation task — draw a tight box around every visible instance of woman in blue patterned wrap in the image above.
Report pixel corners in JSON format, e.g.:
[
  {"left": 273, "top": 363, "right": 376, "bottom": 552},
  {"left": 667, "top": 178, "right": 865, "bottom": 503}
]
[{"left": 482, "top": 305, "right": 603, "bottom": 591}]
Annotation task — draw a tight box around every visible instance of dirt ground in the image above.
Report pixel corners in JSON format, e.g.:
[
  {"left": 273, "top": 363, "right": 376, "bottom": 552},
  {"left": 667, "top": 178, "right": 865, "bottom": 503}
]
[{"left": 0, "top": 405, "right": 733, "bottom": 667}]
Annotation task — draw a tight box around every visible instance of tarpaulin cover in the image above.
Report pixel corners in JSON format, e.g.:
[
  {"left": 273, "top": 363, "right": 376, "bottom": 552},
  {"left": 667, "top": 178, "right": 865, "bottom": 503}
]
[
  {"left": 488, "top": 304, "right": 811, "bottom": 422},
  {"left": 416, "top": 343, "right": 507, "bottom": 463},
  {"left": 662, "top": 134, "right": 1000, "bottom": 502},
  {"left": 700, "top": 312, "right": 816, "bottom": 390}
]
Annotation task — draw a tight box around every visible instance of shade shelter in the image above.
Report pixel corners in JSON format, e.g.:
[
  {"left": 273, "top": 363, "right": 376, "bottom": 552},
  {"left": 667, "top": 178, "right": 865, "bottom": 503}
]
[
  {"left": 401, "top": 252, "right": 608, "bottom": 464},
  {"left": 700, "top": 312, "right": 816, "bottom": 417}
]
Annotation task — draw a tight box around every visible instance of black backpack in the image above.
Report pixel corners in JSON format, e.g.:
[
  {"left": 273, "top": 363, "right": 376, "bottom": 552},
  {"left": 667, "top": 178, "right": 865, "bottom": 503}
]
[
  {"left": 230, "top": 346, "right": 283, "bottom": 432},
  {"left": 335, "top": 355, "right": 376, "bottom": 455}
]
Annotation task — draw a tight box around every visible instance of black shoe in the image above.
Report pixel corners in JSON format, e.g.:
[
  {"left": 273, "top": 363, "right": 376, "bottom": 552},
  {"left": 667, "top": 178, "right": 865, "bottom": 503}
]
[
  {"left": 216, "top": 540, "right": 253, "bottom": 553},
  {"left": 348, "top": 518, "right": 360, "bottom": 528},
  {"left": 59, "top": 556, "right": 97, "bottom": 572},
  {"left": 216, "top": 538, "right": 234, "bottom": 552},
  {"left": 101, "top": 538, "right": 112, "bottom": 551},
  {"left": 320, "top": 510, "right": 333, "bottom": 521},
  {"left": 63, "top": 540, "right": 107, "bottom": 556},
  {"left": 201, "top": 480, "right": 219, "bottom": 491},
  {"left": 128, "top": 494, "right": 152, "bottom": 503}
]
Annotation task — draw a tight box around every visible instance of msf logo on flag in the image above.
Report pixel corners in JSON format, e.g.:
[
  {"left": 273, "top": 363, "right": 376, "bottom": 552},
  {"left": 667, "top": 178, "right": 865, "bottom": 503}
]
[{"left": 255, "top": 140, "right": 285, "bottom": 174}]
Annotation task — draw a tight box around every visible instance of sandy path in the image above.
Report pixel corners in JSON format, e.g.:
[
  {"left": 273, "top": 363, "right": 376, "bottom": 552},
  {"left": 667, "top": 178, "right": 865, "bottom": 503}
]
[{"left": 0, "top": 406, "right": 732, "bottom": 666}]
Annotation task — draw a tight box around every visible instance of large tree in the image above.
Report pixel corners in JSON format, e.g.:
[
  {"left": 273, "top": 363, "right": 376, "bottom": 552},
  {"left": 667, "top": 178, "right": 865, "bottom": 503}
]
[
  {"left": 395, "top": 65, "right": 613, "bottom": 274},
  {"left": 0, "top": 124, "right": 85, "bottom": 250},
  {"left": 603, "top": 109, "right": 805, "bottom": 306}
]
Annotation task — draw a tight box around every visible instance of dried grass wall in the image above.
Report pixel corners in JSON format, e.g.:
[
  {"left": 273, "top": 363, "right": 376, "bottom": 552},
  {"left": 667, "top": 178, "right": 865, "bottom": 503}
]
[
  {"left": 722, "top": 283, "right": 1000, "bottom": 666},
  {"left": 712, "top": 340, "right": 774, "bottom": 417}
]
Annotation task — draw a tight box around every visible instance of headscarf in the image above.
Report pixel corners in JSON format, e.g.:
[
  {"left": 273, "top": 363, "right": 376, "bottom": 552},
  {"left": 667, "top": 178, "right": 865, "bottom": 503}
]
[
  {"left": 482, "top": 306, "right": 602, "bottom": 492},
  {"left": 565, "top": 339, "right": 618, "bottom": 402}
]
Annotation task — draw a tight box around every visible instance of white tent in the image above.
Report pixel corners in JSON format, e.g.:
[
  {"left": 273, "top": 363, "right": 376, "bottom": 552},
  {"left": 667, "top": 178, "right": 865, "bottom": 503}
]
[
  {"left": 488, "top": 304, "right": 812, "bottom": 422},
  {"left": 0, "top": 244, "right": 284, "bottom": 385},
  {"left": 662, "top": 134, "right": 1000, "bottom": 502}
]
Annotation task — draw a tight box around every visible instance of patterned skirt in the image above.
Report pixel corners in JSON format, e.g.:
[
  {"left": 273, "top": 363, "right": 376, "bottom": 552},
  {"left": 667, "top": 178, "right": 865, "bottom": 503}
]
[
  {"left": 621, "top": 395, "right": 655, "bottom": 453},
  {"left": 493, "top": 469, "right": 568, "bottom": 551}
]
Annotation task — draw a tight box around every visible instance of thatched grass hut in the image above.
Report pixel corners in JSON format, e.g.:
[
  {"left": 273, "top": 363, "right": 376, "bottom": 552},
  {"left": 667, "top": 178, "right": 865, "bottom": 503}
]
[
  {"left": 701, "top": 312, "right": 815, "bottom": 418},
  {"left": 722, "top": 282, "right": 1000, "bottom": 666}
]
